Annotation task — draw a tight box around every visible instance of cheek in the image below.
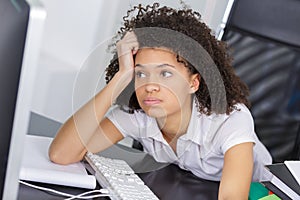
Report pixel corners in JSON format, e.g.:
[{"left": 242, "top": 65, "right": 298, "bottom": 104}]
[
  {"left": 163, "top": 87, "right": 188, "bottom": 106},
  {"left": 135, "top": 87, "right": 144, "bottom": 104},
  {"left": 135, "top": 88, "right": 141, "bottom": 97},
  {"left": 164, "top": 80, "right": 190, "bottom": 96}
]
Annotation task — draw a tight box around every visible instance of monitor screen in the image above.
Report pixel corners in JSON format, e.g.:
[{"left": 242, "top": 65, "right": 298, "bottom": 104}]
[{"left": 0, "top": 0, "right": 45, "bottom": 199}]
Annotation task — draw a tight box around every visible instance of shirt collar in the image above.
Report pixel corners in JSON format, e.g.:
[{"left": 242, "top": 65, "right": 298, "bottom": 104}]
[
  {"left": 180, "top": 97, "right": 204, "bottom": 145},
  {"left": 144, "top": 97, "right": 225, "bottom": 146},
  {"left": 179, "top": 97, "right": 229, "bottom": 145}
]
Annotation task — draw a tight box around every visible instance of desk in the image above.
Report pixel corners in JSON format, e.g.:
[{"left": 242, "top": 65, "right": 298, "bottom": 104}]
[
  {"left": 18, "top": 113, "right": 220, "bottom": 200},
  {"left": 18, "top": 163, "right": 219, "bottom": 200}
]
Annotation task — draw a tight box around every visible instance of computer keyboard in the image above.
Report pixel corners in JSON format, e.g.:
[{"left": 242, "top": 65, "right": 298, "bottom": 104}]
[{"left": 84, "top": 152, "right": 159, "bottom": 200}]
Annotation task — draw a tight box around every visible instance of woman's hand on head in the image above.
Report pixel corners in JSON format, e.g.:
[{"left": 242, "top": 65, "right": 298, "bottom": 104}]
[{"left": 116, "top": 31, "right": 139, "bottom": 80}]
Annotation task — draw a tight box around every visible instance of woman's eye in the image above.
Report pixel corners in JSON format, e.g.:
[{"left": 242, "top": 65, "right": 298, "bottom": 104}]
[
  {"left": 161, "top": 71, "right": 173, "bottom": 78},
  {"left": 135, "top": 71, "right": 146, "bottom": 78}
]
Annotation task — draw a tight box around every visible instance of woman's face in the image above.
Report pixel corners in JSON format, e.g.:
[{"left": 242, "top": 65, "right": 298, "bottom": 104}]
[{"left": 134, "top": 48, "right": 199, "bottom": 119}]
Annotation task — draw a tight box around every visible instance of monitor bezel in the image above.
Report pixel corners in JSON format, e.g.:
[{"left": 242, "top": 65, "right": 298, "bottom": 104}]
[{"left": 2, "top": 0, "right": 46, "bottom": 199}]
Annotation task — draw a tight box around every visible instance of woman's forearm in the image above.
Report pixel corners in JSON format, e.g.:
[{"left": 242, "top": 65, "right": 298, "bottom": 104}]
[{"left": 48, "top": 71, "right": 131, "bottom": 164}]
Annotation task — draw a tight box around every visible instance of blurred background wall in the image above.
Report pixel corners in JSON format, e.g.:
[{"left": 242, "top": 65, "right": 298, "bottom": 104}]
[{"left": 31, "top": 0, "right": 230, "bottom": 122}]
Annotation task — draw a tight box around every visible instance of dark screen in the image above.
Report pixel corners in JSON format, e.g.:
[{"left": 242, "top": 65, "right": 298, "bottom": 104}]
[{"left": 0, "top": 0, "right": 30, "bottom": 198}]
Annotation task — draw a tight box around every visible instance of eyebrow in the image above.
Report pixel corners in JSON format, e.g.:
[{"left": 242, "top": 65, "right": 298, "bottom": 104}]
[{"left": 135, "top": 63, "right": 176, "bottom": 68}]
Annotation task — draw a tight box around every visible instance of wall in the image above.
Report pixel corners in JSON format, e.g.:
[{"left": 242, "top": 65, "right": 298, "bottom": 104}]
[{"left": 31, "top": 0, "right": 230, "bottom": 122}]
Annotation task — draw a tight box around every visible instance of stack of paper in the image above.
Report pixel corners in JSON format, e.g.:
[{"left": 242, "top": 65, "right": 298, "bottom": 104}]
[
  {"left": 19, "top": 135, "right": 96, "bottom": 189},
  {"left": 264, "top": 161, "right": 300, "bottom": 199},
  {"left": 285, "top": 161, "right": 300, "bottom": 186}
]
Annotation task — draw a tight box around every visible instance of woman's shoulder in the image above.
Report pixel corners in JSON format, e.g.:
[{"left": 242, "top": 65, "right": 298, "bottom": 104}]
[
  {"left": 198, "top": 103, "right": 252, "bottom": 122},
  {"left": 233, "top": 103, "right": 251, "bottom": 114},
  {"left": 229, "top": 103, "right": 254, "bottom": 123},
  {"left": 222, "top": 103, "right": 254, "bottom": 126}
]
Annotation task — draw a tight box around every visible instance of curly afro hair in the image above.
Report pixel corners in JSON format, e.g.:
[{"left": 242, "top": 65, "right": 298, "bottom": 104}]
[{"left": 105, "top": 2, "right": 250, "bottom": 115}]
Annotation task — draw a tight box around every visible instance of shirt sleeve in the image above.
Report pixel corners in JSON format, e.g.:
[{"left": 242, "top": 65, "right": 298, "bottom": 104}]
[
  {"left": 106, "top": 105, "right": 153, "bottom": 139},
  {"left": 217, "top": 105, "right": 256, "bottom": 154},
  {"left": 105, "top": 106, "right": 137, "bottom": 138}
]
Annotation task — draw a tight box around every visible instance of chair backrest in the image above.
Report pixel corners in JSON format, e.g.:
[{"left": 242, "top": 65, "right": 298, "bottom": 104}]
[
  {"left": 291, "top": 123, "right": 300, "bottom": 159},
  {"left": 218, "top": 0, "right": 300, "bottom": 162}
]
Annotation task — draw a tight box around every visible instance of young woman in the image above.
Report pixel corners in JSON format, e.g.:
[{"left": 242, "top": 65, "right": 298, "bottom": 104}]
[{"left": 49, "top": 3, "right": 272, "bottom": 199}]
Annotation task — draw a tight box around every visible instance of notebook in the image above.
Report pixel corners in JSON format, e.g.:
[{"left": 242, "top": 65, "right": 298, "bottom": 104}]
[{"left": 19, "top": 135, "right": 96, "bottom": 189}]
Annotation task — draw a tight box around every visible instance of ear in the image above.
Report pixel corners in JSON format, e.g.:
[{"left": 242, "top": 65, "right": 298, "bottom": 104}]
[{"left": 189, "top": 73, "right": 200, "bottom": 93}]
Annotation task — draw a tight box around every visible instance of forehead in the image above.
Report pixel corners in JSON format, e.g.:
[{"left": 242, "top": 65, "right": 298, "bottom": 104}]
[{"left": 135, "top": 48, "right": 179, "bottom": 65}]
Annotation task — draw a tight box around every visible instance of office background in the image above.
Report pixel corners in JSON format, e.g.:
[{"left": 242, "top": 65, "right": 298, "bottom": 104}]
[{"left": 30, "top": 0, "right": 229, "bottom": 124}]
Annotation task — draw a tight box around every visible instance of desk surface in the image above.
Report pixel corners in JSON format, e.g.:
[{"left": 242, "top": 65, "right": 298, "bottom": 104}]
[
  {"left": 18, "top": 163, "right": 219, "bottom": 200},
  {"left": 18, "top": 113, "right": 219, "bottom": 200}
]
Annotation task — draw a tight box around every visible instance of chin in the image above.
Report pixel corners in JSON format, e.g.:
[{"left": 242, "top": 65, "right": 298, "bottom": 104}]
[{"left": 143, "top": 107, "right": 167, "bottom": 118}]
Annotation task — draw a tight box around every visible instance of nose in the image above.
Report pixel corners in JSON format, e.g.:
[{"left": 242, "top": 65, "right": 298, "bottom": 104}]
[{"left": 145, "top": 82, "right": 160, "bottom": 93}]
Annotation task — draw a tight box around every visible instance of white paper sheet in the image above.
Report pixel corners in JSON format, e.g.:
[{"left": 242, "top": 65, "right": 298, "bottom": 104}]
[
  {"left": 19, "top": 135, "right": 96, "bottom": 189},
  {"left": 285, "top": 160, "right": 300, "bottom": 186}
]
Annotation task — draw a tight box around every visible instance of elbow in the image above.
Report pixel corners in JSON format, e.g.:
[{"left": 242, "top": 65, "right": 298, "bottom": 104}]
[
  {"left": 219, "top": 194, "right": 248, "bottom": 200},
  {"left": 48, "top": 148, "right": 69, "bottom": 165},
  {"left": 48, "top": 145, "right": 83, "bottom": 165},
  {"left": 218, "top": 185, "right": 249, "bottom": 200},
  {"left": 218, "top": 191, "right": 249, "bottom": 200}
]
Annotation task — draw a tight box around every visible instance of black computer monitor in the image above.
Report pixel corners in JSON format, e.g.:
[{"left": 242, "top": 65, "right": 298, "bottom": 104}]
[{"left": 0, "top": 0, "right": 45, "bottom": 199}]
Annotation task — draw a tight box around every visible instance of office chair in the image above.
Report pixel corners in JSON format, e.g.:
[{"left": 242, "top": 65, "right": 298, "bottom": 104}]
[
  {"left": 217, "top": 0, "right": 300, "bottom": 162},
  {"left": 291, "top": 123, "right": 300, "bottom": 159}
]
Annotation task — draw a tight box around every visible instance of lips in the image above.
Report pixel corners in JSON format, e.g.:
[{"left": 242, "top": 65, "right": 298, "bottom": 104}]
[{"left": 143, "top": 97, "right": 162, "bottom": 106}]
